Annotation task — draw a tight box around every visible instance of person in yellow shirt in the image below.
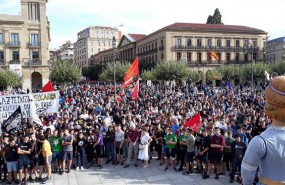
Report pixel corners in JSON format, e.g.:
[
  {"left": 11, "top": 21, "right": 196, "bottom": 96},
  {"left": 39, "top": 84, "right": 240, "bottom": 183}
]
[{"left": 39, "top": 135, "right": 52, "bottom": 184}]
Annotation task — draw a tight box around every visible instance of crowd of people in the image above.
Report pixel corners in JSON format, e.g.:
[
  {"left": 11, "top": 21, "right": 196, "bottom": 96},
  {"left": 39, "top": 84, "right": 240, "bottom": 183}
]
[{"left": 0, "top": 81, "right": 270, "bottom": 185}]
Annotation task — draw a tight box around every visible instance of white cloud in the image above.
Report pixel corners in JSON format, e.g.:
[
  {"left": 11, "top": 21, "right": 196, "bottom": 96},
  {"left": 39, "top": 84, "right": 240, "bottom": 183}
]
[{"left": 1, "top": 0, "right": 284, "bottom": 48}]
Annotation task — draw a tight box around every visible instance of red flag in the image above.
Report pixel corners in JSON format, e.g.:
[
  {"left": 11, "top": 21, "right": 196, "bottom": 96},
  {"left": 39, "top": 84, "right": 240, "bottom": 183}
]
[
  {"left": 131, "top": 79, "right": 139, "bottom": 100},
  {"left": 42, "top": 81, "right": 54, "bottom": 92},
  {"left": 184, "top": 113, "right": 201, "bottom": 132},
  {"left": 116, "top": 96, "right": 122, "bottom": 104},
  {"left": 123, "top": 57, "right": 139, "bottom": 88}
]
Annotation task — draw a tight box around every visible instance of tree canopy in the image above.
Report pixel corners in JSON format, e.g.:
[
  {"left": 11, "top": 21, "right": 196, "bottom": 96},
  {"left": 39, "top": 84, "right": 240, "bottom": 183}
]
[
  {"left": 50, "top": 59, "right": 81, "bottom": 84},
  {"left": 0, "top": 70, "right": 22, "bottom": 88},
  {"left": 206, "top": 8, "right": 223, "bottom": 24},
  {"left": 99, "top": 63, "right": 130, "bottom": 82},
  {"left": 153, "top": 61, "right": 189, "bottom": 81}
]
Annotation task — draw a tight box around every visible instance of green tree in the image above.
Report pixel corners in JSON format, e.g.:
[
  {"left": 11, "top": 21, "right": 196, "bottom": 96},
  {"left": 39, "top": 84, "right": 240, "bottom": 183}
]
[
  {"left": 218, "top": 65, "right": 240, "bottom": 81},
  {"left": 50, "top": 59, "right": 81, "bottom": 84},
  {"left": 241, "top": 62, "right": 269, "bottom": 81},
  {"left": 154, "top": 61, "right": 188, "bottom": 81},
  {"left": 82, "top": 64, "right": 104, "bottom": 80},
  {"left": 206, "top": 69, "right": 223, "bottom": 81},
  {"left": 0, "top": 70, "right": 22, "bottom": 88},
  {"left": 206, "top": 8, "right": 223, "bottom": 24},
  {"left": 141, "top": 70, "right": 156, "bottom": 81},
  {"left": 270, "top": 61, "right": 285, "bottom": 76},
  {"left": 99, "top": 63, "right": 131, "bottom": 82},
  {"left": 187, "top": 70, "right": 202, "bottom": 83}
]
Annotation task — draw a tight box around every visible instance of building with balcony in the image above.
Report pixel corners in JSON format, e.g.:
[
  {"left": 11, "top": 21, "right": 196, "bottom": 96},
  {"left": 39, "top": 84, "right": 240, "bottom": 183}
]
[
  {"left": 74, "top": 26, "right": 122, "bottom": 68},
  {"left": 0, "top": 0, "right": 51, "bottom": 89},
  {"left": 55, "top": 40, "right": 74, "bottom": 61},
  {"left": 266, "top": 37, "right": 285, "bottom": 62},
  {"left": 136, "top": 23, "right": 267, "bottom": 67}
]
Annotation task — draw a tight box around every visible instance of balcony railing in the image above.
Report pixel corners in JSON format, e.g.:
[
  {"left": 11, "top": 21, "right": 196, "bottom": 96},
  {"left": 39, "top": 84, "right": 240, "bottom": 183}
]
[
  {"left": 185, "top": 45, "right": 195, "bottom": 50},
  {"left": 195, "top": 46, "right": 205, "bottom": 50},
  {"left": 205, "top": 46, "right": 215, "bottom": 50},
  {"left": 159, "top": 46, "right": 164, "bottom": 51},
  {"left": 234, "top": 46, "right": 243, "bottom": 52},
  {"left": 9, "top": 60, "right": 20, "bottom": 64},
  {"left": 27, "top": 42, "right": 41, "bottom": 48},
  {"left": 253, "top": 47, "right": 259, "bottom": 51},
  {"left": 0, "top": 59, "right": 5, "bottom": 65},
  {"left": 216, "top": 46, "right": 224, "bottom": 50},
  {"left": 6, "top": 41, "right": 21, "bottom": 47},
  {"left": 22, "top": 58, "right": 42, "bottom": 66},
  {"left": 224, "top": 46, "right": 233, "bottom": 51},
  {"left": 187, "top": 60, "right": 256, "bottom": 66},
  {"left": 173, "top": 45, "right": 185, "bottom": 50}
]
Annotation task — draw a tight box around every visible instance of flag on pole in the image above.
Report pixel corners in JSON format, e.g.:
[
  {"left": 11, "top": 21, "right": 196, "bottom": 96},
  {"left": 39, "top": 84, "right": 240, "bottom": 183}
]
[
  {"left": 131, "top": 79, "right": 139, "bottom": 101},
  {"left": 184, "top": 113, "right": 201, "bottom": 132},
  {"left": 123, "top": 57, "right": 139, "bottom": 88},
  {"left": 42, "top": 81, "right": 54, "bottom": 92},
  {"left": 1, "top": 106, "right": 22, "bottom": 135},
  {"left": 211, "top": 52, "right": 219, "bottom": 61},
  {"left": 29, "top": 94, "right": 42, "bottom": 127}
]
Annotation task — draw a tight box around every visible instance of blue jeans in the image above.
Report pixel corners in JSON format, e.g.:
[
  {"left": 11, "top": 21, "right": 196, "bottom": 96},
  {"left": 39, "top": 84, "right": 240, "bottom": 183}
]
[
  {"left": 231, "top": 158, "right": 242, "bottom": 179},
  {"left": 106, "top": 142, "right": 115, "bottom": 162},
  {"left": 76, "top": 149, "right": 85, "bottom": 168}
]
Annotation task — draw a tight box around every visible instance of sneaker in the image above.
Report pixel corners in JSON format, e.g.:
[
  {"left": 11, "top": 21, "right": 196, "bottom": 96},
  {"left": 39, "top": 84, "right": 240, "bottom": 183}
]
[
  {"left": 215, "top": 174, "right": 219, "bottom": 179},
  {"left": 178, "top": 167, "right": 183, "bottom": 172},
  {"left": 99, "top": 165, "right": 103, "bottom": 169},
  {"left": 183, "top": 171, "right": 190, "bottom": 175},
  {"left": 134, "top": 163, "right": 138, "bottom": 167},
  {"left": 80, "top": 167, "right": 85, "bottom": 170},
  {"left": 230, "top": 179, "right": 234, "bottom": 183},
  {"left": 164, "top": 167, "right": 169, "bottom": 172},
  {"left": 202, "top": 174, "right": 210, "bottom": 179},
  {"left": 124, "top": 164, "right": 129, "bottom": 168},
  {"left": 76, "top": 167, "right": 79, "bottom": 171},
  {"left": 105, "top": 159, "right": 111, "bottom": 164},
  {"left": 67, "top": 169, "right": 70, "bottom": 173},
  {"left": 1, "top": 179, "right": 7, "bottom": 183},
  {"left": 121, "top": 162, "right": 124, "bottom": 166},
  {"left": 159, "top": 162, "right": 164, "bottom": 166},
  {"left": 7, "top": 181, "right": 12, "bottom": 185},
  {"left": 41, "top": 178, "right": 50, "bottom": 184}
]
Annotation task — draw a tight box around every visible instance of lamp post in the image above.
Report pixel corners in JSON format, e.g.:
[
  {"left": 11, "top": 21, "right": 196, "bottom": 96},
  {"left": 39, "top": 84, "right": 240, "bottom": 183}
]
[
  {"left": 112, "top": 36, "right": 116, "bottom": 102},
  {"left": 29, "top": 49, "right": 32, "bottom": 90},
  {"left": 243, "top": 41, "right": 253, "bottom": 91}
]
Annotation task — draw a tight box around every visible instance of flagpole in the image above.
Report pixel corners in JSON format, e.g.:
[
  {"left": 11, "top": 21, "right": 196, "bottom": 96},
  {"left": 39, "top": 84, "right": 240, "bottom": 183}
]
[{"left": 112, "top": 36, "right": 116, "bottom": 102}]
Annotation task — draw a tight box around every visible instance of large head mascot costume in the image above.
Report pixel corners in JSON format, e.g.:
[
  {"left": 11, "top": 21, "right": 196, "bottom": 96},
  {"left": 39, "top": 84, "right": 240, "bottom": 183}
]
[{"left": 241, "top": 76, "right": 285, "bottom": 185}]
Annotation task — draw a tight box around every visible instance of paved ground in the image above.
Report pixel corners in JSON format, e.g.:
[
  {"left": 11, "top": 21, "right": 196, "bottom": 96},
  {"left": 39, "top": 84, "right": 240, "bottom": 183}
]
[{"left": 8, "top": 160, "right": 240, "bottom": 185}]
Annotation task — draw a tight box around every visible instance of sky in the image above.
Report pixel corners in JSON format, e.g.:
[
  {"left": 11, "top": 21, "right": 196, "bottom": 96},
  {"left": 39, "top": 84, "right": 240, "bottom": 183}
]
[{"left": 0, "top": 0, "right": 284, "bottom": 49}]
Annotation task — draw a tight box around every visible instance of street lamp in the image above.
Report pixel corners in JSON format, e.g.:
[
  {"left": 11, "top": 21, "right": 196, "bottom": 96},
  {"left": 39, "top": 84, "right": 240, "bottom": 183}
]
[
  {"left": 112, "top": 36, "right": 116, "bottom": 102},
  {"left": 243, "top": 41, "right": 253, "bottom": 91},
  {"left": 29, "top": 49, "right": 32, "bottom": 90}
]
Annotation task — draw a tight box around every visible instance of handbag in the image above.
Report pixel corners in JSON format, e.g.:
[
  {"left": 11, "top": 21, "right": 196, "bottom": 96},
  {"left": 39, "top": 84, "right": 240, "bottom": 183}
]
[{"left": 139, "top": 143, "right": 145, "bottom": 150}]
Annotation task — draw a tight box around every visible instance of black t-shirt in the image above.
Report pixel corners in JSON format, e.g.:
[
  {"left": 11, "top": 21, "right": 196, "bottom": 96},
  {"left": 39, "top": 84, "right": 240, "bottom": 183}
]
[
  {"left": 200, "top": 136, "right": 211, "bottom": 153},
  {"left": 76, "top": 138, "right": 86, "bottom": 151},
  {"left": 5, "top": 145, "right": 18, "bottom": 162},
  {"left": 18, "top": 142, "right": 31, "bottom": 158}
]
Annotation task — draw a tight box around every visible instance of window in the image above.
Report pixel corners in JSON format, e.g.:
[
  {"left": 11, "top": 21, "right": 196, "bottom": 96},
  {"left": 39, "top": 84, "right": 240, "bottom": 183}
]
[
  {"left": 235, "top": 53, "right": 239, "bottom": 61},
  {"left": 32, "top": 51, "right": 39, "bottom": 60},
  {"left": 160, "top": 39, "right": 164, "bottom": 46},
  {"left": 217, "top": 53, "right": 221, "bottom": 62},
  {"left": 103, "top": 42, "right": 105, "bottom": 46},
  {"left": 155, "top": 42, "right": 157, "bottom": 49},
  {"left": 207, "top": 52, "right": 212, "bottom": 61},
  {"left": 98, "top": 42, "right": 100, "bottom": 46},
  {"left": 0, "top": 33, "right": 3, "bottom": 43},
  {"left": 186, "top": 39, "right": 192, "bottom": 46},
  {"left": 31, "top": 34, "right": 39, "bottom": 46},
  {"left": 253, "top": 40, "right": 257, "bottom": 48},
  {"left": 226, "top": 53, "right": 230, "bottom": 61},
  {"left": 161, "top": 53, "right": 164, "bottom": 60},
  {"left": 11, "top": 33, "right": 19, "bottom": 46},
  {"left": 187, "top": 52, "right": 191, "bottom": 62},
  {"left": 253, "top": 53, "right": 257, "bottom": 60},
  {"left": 176, "top": 52, "right": 182, "bottom": 61},
  {"left": 0, "top": 51, "right": 4, "bottom": 60},
  {"left": 197, "top": 52, "right": 202, "bottom": 62},
  {"left": 217, "top": 39, "right": 221, "bottom": 47},
  {"left": 235, "top": 40, "right": 240, "bottom": 47},
  {"left": 207, "top": 39, "right": 212, "bottom": 47},
  {"left": 12, "top": 50, "right": 19, "bottom": 60},
  {"left": 98, "top": 48, "right": 100, "bottom": 53},
  {"left": 226, "top": 40, "right": 231, "bottom": 47},
  {"left": 244, "top": 54, "right": 248, "bottom": 62},
  {"left": 197, "top": 39, "right": 202, "bottom": 47},
  {"left": 244, "top": 39, "right": 249, "bottom": 45},
  {"left": 176, "top": 37, "right": 182, "bottom": 46},
  {"left": 28, "top": 3, "right": 40, "bottom": 21}
]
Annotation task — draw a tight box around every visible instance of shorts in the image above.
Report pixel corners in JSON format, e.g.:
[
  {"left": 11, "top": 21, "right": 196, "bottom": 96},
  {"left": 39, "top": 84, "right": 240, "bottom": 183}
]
[
  {"left": 52, "top": 151, "right": 63, "bottom": 162},
  {"left": 18, "top": 157, "right": 30, "bottom": 170},
  {"left": 209, "top": 152, "right": 223, "bottom": 164},
  {"left": 185, "top": 152, "right": 195, "bottom": 163},
  {"left": 7, "top": 161, "right": 18, "bottom": 172},
  {"left": 46, "top": 155, "right": 52, "bottom": 165},
  {"left": 38, "top": 156, "right": 45, "bottom": 166},
  {"left": 30, "top": 156, "right": 37, "bottom": 168},
  {"left": 165, "top": 148, "right": 176, "bottom": 159},
  {"left": 115, "top": 142, "right": 123, "bottom": 155},
  {"left": 196, "top": 153, "right": 208, "bottom": 163},
  {"left": 161, "top": 145, "right": 167, "bottom": 154},
  {"left": 96, "top": 145, "right": 104, "bottom": 158},
  {"left": 63, "top": 151, "right": 73, "bottom": 161}
]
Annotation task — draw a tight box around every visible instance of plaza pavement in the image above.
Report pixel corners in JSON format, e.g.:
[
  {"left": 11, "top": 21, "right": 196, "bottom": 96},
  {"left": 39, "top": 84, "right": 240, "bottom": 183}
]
[{"left": 24, "top": 160, "right": 240, "bottom": 185}]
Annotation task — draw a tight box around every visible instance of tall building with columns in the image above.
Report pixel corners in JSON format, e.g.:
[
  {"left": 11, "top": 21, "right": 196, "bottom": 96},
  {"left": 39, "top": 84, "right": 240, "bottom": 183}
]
[{"left": 0, "top": 0, "right": 51, "bottom": 90}]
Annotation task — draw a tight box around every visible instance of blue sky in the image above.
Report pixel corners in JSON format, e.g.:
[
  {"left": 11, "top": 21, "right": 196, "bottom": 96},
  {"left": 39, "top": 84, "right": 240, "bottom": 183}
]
[{"left": 0, "top": 0, "right": 284, "bottom": 49}]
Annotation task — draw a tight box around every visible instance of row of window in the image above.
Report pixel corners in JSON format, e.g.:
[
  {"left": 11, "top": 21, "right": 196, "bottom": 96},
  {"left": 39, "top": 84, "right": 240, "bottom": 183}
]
[
  {"left": 175, "top": 52, "right": 257, "bottom": 61},
  {"left": 0, "top": 50, "right": 40, "bottom": 61},
  {"left": 137, "top": 39, "right": 163, "bottom": 54},
  {"left": 175, "top": 38, "right": 258, "bottom": 48},
  {"left": 0, "top": 33, "right": 39, "bottom": 44}
]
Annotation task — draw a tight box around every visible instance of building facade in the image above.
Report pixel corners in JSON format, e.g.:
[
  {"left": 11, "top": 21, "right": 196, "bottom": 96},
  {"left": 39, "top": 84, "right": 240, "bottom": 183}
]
[
  {"left": 0, "top": 0, "right": 50, "bottom": 90},
  {"left": 266, "top": 37, "right": 285, "bottom": 62},
  {"left": 74, "top": 26, "right": 122, "bottom": 68},
  {"left": 57, "top": 40, "right": 74, "bottom": 61}
]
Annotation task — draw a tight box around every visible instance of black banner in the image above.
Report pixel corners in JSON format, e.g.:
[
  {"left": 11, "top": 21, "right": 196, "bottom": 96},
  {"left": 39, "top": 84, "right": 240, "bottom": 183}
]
[{"left": 1, "top": 106, "right": 22, "bottom": 135}]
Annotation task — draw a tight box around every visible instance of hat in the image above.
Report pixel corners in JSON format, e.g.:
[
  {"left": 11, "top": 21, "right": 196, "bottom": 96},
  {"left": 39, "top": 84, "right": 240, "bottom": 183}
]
[{"left": 265, "top": 76, "right": 285, "bottom": 122}]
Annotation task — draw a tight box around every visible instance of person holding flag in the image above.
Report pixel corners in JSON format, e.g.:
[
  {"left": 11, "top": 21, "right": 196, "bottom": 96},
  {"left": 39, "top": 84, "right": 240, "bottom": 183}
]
[{"left": 123, "top": 57, "right": 139, "bottom": 88}]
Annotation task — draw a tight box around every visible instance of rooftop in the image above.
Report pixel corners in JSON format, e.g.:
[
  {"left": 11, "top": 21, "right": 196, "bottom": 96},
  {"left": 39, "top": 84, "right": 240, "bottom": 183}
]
[{"left": 0, "top": 14, "right": 24, "bottom": 24}]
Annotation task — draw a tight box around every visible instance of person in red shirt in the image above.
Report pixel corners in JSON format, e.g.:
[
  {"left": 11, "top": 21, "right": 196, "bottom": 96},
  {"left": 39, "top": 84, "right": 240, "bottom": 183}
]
[{"left": 203, "top": 127, "right": 225, "bottom": 180}]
